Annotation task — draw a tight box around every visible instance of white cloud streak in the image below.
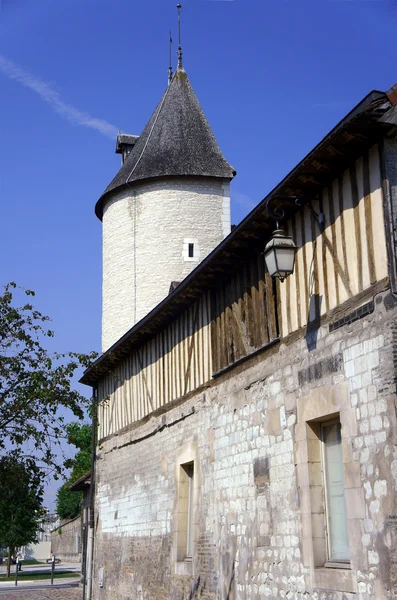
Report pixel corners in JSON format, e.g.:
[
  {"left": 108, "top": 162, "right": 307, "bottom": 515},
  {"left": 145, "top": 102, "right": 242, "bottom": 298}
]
[
  {"left": 0, "top": 55, "right": 118, "bottom": 138},
  {"left": 233, "top": 190, "right": 256, "bottom": 211}
]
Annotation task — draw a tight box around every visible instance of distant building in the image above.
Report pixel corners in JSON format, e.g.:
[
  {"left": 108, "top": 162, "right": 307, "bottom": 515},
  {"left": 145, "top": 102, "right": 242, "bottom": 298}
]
[
  {"left": 23, "top": 512, "right": 60, "bottom": 561},
  {"left": 82, "top": 55, "right": 397, "bottom": 600}
]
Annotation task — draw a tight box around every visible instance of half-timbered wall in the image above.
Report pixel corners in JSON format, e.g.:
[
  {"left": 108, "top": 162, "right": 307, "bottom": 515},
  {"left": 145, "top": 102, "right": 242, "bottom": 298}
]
[
  {"left": 279, "top": 144, "right": 388, "bottom": 337},
  {"left": 97, "top": 293, "right": 212, "bottom": 440},
  {"left": 97, "top": 145, "right": 389, "bottom": 438},
  {"left": 210, "top": 253, "right": 278, "bottom": 374}
]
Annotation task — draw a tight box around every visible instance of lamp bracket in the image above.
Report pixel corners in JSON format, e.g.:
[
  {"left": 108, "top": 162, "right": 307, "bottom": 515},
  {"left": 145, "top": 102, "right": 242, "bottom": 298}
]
[
  {"left": 265, "top": 194, "right": 325, "bottom": 232},
  {"left": 294, "top": 196, "right": 325, "bottom": 231}
]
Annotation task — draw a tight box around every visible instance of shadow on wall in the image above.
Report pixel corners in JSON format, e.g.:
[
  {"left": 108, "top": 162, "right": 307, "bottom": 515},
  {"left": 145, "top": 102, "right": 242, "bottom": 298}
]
[
  {"left": 226, "top": 561, "right": 235, "bottom": 599},
  {"left": 220, "top": 536, "right": 237, "bottom": 600},
  {"left": 305, "top": 293, "right": 323, "bottom": 352},
  {"left": 188, "top": 575, "right": 200, "bottom": 599}
]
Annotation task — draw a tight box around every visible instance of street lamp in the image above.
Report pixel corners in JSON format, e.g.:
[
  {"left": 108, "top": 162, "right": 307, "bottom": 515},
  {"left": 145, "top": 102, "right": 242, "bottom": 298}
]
[
  {"left": 263, "top": 195, "right": 324, "bottom": 282},
  {"left": 264, "top": 228, "right": 298, "bottom": 282}
]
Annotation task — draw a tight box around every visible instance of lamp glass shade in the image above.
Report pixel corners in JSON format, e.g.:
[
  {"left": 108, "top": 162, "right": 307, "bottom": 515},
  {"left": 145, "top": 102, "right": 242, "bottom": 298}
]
[
  {"left": 264, "top": 229, "right": 298, "bottom": 281},
  {"left": 264, "top": 247, "right": 278, "bottom": 277}
]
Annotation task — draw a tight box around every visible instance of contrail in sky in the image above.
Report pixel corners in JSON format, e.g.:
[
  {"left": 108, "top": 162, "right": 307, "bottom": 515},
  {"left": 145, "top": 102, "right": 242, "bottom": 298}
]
[{"left": 0, "top": 55, "right": 118, "bottom": 138}]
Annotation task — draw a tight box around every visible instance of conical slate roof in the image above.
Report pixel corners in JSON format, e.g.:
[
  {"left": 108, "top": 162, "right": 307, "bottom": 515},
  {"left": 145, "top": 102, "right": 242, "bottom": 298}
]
[{"left": 95, "top": 68, "right": 236, "bottom": 219}]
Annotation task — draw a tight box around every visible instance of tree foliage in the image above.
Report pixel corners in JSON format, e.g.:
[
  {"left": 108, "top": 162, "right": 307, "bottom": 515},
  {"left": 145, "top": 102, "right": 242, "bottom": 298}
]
[
  {"left": 56, "top": 482, "right": 84, "bottom": 521},
  {"left": 0, "top": 455, "right": 43, "bottom": 577},
  {"left": 63, "top": 422, "right": 92, "bottom": 479},
  {"left": 0, "top": 282, "right": 97, "bottom": 473},
  {"left": 56, "top": 422, "right": 92, "bottom": 520}
]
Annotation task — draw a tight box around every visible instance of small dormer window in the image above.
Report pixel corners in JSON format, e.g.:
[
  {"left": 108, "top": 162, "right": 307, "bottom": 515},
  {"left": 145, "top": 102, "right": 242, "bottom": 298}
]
[{"left": 183, "top": 238, "right": 200, "bottom": 262}]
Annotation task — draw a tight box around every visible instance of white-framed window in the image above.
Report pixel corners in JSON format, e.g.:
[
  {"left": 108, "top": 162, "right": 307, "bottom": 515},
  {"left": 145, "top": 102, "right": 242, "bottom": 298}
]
[
  {"left": 321, "top": 420, "right": 350, "bottom": 567},
  {"left": 185, "top": 462, "right": 194, "bottom": 559},
  {"left": 295, "top": 384, "right": 361, "bottom": 593},
  {"left": 173, "top": 442, "right": 199, "bottom": 576},
  {"left": 182, "top": 238, "right": 200, "bottom": 262}
]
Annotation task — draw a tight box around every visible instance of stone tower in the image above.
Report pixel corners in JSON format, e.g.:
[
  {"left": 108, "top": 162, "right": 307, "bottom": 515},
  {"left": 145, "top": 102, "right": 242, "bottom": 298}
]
[{"left": 97, "top": 66, "right": 236, "bottom": 351}]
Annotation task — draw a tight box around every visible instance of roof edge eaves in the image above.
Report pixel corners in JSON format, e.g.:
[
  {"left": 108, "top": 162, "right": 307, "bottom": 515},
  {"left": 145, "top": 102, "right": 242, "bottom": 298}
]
[{"left": 95, "top": 172, "right": 236, "bottom": 221}]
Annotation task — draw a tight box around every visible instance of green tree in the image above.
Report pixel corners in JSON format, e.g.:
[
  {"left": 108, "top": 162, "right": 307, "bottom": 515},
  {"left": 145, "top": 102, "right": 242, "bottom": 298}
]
[
  {"left": 56, "top": 422, "right": 92, "bottom": 520},
  {"left": 55, "top": 481, "right": 84, "bottom": 521},
  {"left": 0, "top": 282, "right": 97, "bottom": 473},
  {"left": 0, "top": 455, "right": 43, "bottom": 578}
]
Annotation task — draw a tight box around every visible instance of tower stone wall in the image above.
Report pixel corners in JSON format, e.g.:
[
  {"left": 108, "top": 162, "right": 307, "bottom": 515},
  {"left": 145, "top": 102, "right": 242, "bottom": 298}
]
[{"left": 102, "top": 177, "right": 230, "bottom": 351}]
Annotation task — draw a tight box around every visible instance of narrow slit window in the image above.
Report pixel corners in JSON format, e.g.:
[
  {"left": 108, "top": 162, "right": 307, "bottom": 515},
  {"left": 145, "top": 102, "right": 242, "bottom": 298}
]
[
  {"left": 178, "top": 461, "right": 194, "bottom": 562},
  {"left": 183, "top": 239, "right": 200, "bottom": 262},
  {"left": 322, "top": 420, "right": 350, "bottom": 564}
]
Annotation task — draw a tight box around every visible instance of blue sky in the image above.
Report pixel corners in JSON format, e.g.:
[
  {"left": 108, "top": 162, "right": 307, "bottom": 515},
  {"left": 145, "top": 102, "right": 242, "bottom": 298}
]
[{"left": 1, "top": 0, "right": 396, "bottom": 509}]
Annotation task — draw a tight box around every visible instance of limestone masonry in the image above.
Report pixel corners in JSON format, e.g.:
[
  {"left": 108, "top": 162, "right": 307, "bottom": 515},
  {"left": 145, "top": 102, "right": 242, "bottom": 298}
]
[
  {"left": 94, "top": 291, "right": 397, "bottom": 599},
  {"left": 102, "top": 178, "right": 230, "bottom": 351}
]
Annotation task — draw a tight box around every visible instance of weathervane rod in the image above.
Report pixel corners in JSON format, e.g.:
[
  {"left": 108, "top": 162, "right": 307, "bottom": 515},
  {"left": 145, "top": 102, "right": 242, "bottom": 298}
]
[
  {"left": 177, "top": 3, "right": 183, "bottom": 70},
  {"left": 168, "top": 31, "right": 173, "bottom": 85}
]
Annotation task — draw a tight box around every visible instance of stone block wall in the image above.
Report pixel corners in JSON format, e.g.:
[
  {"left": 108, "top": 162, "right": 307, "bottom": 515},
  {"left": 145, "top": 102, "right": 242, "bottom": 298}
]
[
  {"left": 51, "top": 517, "right": 82, "bottom": 563},
  {"left": 93, "top": 290, "right": 397, "bottom": 599}
]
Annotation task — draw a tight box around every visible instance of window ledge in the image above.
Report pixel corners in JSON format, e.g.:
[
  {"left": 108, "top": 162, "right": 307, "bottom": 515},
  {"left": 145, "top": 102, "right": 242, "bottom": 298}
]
[
  {"left": 175, "top": 560, "right": 193, "bottom": 576},
  {"left": 324, "top": 561, "right": 350, "bottom": 570},
  {"left": 312, "top": 567, "right": 357, "bottom": 593}
]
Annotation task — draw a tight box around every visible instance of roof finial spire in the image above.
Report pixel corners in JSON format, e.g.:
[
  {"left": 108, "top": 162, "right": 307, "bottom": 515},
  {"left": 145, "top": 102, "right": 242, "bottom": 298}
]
[
  {"left": 168, "top": 30, "right": 173, "bottom": 85},
  {"left": 177, "top": 3, "right": 183, "bottom": 70}
]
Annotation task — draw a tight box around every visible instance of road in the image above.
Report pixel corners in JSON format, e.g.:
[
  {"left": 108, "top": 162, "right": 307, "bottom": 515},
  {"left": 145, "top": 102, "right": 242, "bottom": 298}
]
[
  {"left": 0, "top": 562, "right": 81, "bottom": 598},
  {"left": 0, "top": 563, "right": 80, "bottom": 577},
  {"left": 0, "top": 589, "right": 81, "bottom": 599}
]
